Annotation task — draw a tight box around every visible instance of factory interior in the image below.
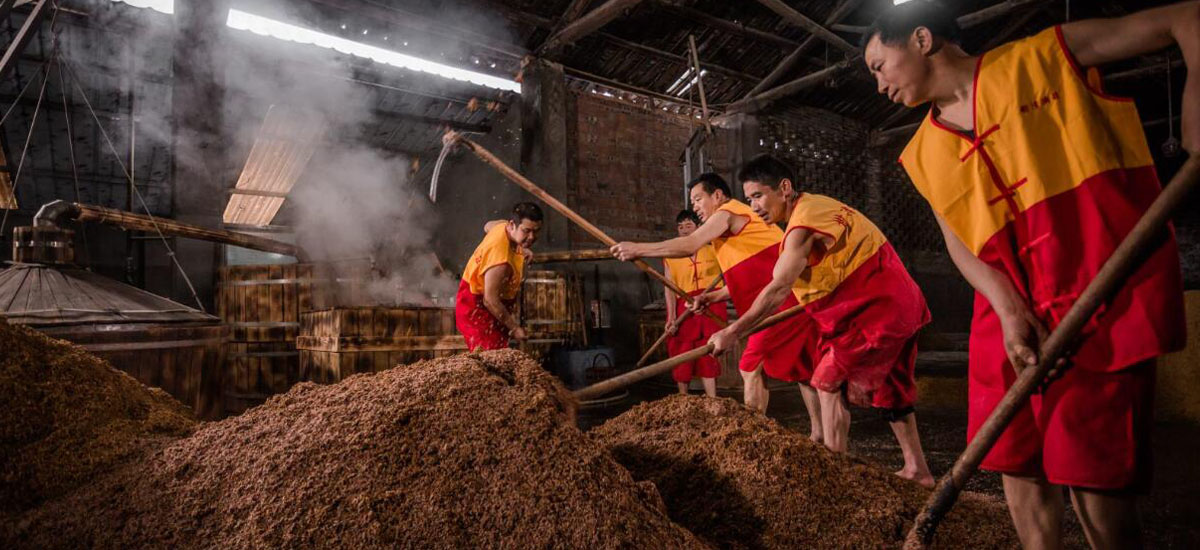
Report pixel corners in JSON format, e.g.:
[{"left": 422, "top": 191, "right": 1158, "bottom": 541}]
[{"left": 1, "top": 0, "right": 1198, "bottom": 548}]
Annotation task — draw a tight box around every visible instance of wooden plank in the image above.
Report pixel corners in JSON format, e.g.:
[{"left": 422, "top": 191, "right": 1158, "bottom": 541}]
[{"left": 295, "top": 334, "right": 468, "bottom": 353}]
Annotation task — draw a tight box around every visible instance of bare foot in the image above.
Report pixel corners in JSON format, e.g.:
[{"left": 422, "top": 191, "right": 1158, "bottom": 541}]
[
  {"left": 809, "top": 431, "right": 824, "bottom": 445},
  {"left": 896, "top": 468, "right": 935, "bottom": 488}
]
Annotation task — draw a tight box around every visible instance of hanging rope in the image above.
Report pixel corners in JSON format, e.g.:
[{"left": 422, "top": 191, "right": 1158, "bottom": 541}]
[
  {"left": 0, "top": 3, "right": 60, "bottom": 242},
  {"left": 59, "top": 57, "right": 205, "bottom": 312},
  {"left": 54, "top": 42, "right": 90, "bottom": 267},
  {"left": 0, "top": 62, "right": 52, "bottom": 240},
  {"left": 0, "top": 57, "right": 51, "bottom": 128}
]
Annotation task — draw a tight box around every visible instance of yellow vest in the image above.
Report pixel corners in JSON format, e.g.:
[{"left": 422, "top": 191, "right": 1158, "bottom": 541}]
[
  {"left": 899, "top": 26, "right": 1185, "bottom": 372},
  {"left": 664, "top": 245, "right": 722, "bottom": 295},
  {"left": 899, "top": 26, "right": 1153, "bottom": 256},
  {"left": 783, "top": 193, "right": 886, "bottom": 306}
]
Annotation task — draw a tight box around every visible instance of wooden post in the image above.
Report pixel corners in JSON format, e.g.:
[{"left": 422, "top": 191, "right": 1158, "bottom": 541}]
[
  {"left": 687, "top": 35, "right": 712, "bottom": 136},
  {"left": 575, "top": 303, "right": 805, "bottom": 400},
  {"left": 904, "top": 155, "right": 1200, "bottom": 549},
  {"left": 447, "top": 131, "right": 728, "bottom": 327}
]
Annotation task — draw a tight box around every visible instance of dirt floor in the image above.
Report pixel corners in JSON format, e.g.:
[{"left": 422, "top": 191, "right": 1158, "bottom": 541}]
[{"left": 579, "top": 378, "right": 1200, "bottom": 550}]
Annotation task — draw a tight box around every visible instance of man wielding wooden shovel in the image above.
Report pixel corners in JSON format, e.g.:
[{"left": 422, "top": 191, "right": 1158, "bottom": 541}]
[{"left": 864, "top": 2, "right": 1197, "bottom": 547}]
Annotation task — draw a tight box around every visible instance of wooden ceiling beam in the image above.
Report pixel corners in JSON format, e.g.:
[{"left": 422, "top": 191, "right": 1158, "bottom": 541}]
[
  {"left": 596, "top": 32, "right": 760, "bottom": 83},
  {"left": 744, "top": 0, "right": 865, "bottom": 98},
  {"left": 723, "top": 60, "right": 853, "bottom": 115},
  {"left": 738, "top": 0, "right": 1050, "bottom": 115},
  {"left": 654, "top": 1, "right": 800, "bottom": 50},
  {"left": 753, "top": 0, "right": 858, "bottom": 54},
  {"left": 537, "top": 0, "right": 645, "bottom": 55}
]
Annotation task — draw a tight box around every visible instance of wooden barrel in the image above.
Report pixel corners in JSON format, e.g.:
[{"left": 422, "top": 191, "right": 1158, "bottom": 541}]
[
  {"left": 296, "top": 306, "right": 467, "bottom": 383},
  {"left": 12, "top": 226, "right": 74, "bottom": 265},
  {"left": 637, "top": 302, "right": 745, "bottom": 390},
  {"left": 39, "top": 322, "right": 228, "bottom": 419},
  {"left": 520, "top": 270, "right": 585, "bottom": 343},
  {"left": 217, "top": 263, "right": 316, "bottom": 414}
]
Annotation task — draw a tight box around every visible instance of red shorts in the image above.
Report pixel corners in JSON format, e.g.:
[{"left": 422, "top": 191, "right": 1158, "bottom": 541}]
[
  {"left": 454, "top": 280, "right": 511, "bottom": 351},
  {"left": 739, "top": 305, "right": 819, "bottom": 384},
  {"left": 668, "top": 295, "right": 726, "bottom": 383},
  {"left": 969, "top": 327, "right": 1156, "bottom": 489},
  {"left": 811, "top": 333, "right": 919, "bottom": 411}
]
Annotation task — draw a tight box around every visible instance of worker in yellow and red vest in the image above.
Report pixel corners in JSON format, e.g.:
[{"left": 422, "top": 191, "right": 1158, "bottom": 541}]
[
  {"left": 611, "top": 174, "right": 824, "bottom": 442},
  {"left": 709, "top": 154, "right": 934, "bottom": 488},
  {"left": 863, "top": 1, "right": 1196, "bottom": 546},
  {"left": 456, "top": 202, "right": 543, "bottom": 351},
  {"left": 662, "top": 209, "right": 728, "bottom": 397}
]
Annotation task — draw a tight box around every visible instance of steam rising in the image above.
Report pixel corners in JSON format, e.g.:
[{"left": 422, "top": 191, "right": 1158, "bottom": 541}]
[{"left": 214, "top": 1, "right": 470, "bottom": 306}]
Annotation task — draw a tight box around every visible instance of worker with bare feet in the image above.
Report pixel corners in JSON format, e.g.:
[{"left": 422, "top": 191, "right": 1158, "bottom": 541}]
[
  {"left": 662, "top": 210, "right": 727, "bottom": 397},
  {"left": 709, "top": 154, "right": 934, "bottom": 488},
  {"left": 611, "top": 174, "right": 823, "bottom": 442},
  {"left": 864, "top": 1, "right": 1195, "bottom": 546},
  {"left": 455, "top": 202, "right": 543, "bottom": 350}
]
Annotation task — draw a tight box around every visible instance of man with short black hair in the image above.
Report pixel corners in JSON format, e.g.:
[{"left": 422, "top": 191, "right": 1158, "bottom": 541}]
[
  {"left": 863, "top": 1, "right": 1196, "bottom": 546},
  {"left": 711, "top": 153, "right": 933, "bottom": 487},
  {"left": 456, "top": 202, "right": 543, "bottom": 350},
  {"left": 612, "top": 174, "right": 823, "bottom": 441},
  {"left": 662, "top": 209, "right": 727, "bottom": 397}
]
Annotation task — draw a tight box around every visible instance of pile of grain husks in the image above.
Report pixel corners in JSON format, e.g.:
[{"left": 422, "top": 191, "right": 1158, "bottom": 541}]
[
  {"left": 3, "top": 320, "right": 1018, "bottom": 550},
  {"left": 0, "top": 321, "right": 195, "bottom": 516},
  {"left": 592, "top": 395, "right": 1019, "bottom": 549},
  {"left": 3, "top": 346, "right": 704, "bottom": 549}
]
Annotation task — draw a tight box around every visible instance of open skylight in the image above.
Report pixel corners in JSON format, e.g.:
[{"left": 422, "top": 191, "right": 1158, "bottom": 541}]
[{"left": 225, "top": 9, "right": 521, "bottom": 93}]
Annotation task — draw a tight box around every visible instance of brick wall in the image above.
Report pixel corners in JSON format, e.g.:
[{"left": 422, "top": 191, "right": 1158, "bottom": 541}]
[{"left": 567, "top": 92, "right": 695, "bottom": 245}]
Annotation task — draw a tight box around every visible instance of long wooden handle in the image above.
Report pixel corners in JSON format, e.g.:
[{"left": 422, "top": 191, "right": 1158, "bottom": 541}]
[
  {"left": 904, "top": 154, "right": 1200, "bottom": 549},
  {"left": 529, "top": 248, "right": 613, "bottom": 263},
  {"left": 636, "top": 273, "right": 726, "bottom": 367},
  {"left": 576, "top": 303, "right": 805, "bottom": 400},
  {"left": 449, "top": 131, "right": 727, "bottom": 327}
]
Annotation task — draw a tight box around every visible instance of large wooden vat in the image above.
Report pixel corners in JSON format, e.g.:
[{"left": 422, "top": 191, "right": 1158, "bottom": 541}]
[
  {"left": 638, "top": 302, "right": 745, "bottom": 390},
  {"left": 216, "top": 261, "right": 375, "bottom": 413},
  {"left": 217, "top": 263, "right": 315, "bottom": 414},
  {"left": 0, "top": 262, "right": 226, "bottom": 419},
  {"left": 519, "top": 270, "right": 585, "bottom": 363},
  {"left": 520, "top": 270, "right": 584, "bottom": 340},
  {"left": 40, "top": 323, "right": 227, "bottom": 418},
  {"left": 297, "top": 306, "right": 467, "bottom": 383}
]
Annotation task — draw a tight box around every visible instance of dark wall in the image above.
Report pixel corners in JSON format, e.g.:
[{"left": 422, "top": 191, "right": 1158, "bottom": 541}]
[{"left": 866, "top": 141, "right": 975, "bottom": 335}]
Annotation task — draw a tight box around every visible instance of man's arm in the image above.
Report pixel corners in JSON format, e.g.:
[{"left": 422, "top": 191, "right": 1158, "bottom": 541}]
[
  {"left": 935, "top": 213, "right": 1052, "bottom": 373},
  {"left": 482, "top": 264, "right": 526, "bottom": 340},
  {"left": 708, "top": 227, "right": 817, "bottom": 354},
  {"left": 695, "top": 286, "right": 731, "bottom": 309},
  {"left": 611, "top": 210, "right": 732, "bottom": 260},
  {"left": 1061, "top": 2, "right": 1200, "bottom": 153},
  {"left": 663, "top": 262, "right": 678, "bottom": 328}
]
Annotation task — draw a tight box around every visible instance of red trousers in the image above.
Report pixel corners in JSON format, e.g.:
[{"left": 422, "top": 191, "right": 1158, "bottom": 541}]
[
  {"left": 454, "top": 280, "right": 512, "bottom": 351},
  {"left": 668, "top": 293, "right": 727, "bottom": 383}
]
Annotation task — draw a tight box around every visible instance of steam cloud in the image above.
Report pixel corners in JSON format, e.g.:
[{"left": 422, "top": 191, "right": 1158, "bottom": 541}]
[{"left": 210, "top": 0, "right": 477, "bottom": 306}]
